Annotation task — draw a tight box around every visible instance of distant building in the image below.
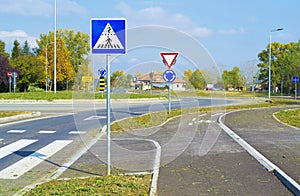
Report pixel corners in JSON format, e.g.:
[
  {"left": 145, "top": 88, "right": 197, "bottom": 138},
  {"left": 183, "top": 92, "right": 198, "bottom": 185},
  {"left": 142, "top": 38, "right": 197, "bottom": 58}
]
[{"left": 136, "top": 72, "right": 186, "bottom": 91}]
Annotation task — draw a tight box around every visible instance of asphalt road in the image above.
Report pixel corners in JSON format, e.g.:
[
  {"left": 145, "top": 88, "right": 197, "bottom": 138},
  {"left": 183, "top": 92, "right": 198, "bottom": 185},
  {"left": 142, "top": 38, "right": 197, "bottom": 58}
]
[{"left": 0, "top": 97, "right": 238, "bottom": 195}]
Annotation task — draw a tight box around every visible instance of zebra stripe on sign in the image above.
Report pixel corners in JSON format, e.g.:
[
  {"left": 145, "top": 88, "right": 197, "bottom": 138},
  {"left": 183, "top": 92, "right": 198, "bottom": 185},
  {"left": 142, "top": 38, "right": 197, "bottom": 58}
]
[{"left": 0, "top": 140, "right": 72, "bottom": 179}]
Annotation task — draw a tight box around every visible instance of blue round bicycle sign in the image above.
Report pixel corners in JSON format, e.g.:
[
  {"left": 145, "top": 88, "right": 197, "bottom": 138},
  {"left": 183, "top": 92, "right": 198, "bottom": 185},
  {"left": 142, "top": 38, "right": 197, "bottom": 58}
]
[{"left": 163, "top": 70, "right": 176, "bottom": 83}]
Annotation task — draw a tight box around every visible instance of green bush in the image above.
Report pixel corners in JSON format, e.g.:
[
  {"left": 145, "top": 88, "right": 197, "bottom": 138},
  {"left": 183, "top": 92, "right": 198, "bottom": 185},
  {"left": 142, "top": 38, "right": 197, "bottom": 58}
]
[{"left": 28, "top": 86, "right": 45, "bottom": 92}]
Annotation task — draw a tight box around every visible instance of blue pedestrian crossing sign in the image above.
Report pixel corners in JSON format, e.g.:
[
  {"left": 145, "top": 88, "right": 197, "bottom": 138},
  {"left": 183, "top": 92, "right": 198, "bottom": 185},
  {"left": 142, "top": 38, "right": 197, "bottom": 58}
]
[{"left": 90, "top": 18, "right": 126, "bottom": 54}]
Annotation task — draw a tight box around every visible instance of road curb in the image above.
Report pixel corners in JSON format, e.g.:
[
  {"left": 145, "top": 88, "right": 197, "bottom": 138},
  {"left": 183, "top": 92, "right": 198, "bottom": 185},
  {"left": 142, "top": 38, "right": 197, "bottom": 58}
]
[
  {"left": 218, "top": 110, "right": 300, "bottom": 195},
  {"left": 0, "top": 112, "right": 41, "bottom": 124}
]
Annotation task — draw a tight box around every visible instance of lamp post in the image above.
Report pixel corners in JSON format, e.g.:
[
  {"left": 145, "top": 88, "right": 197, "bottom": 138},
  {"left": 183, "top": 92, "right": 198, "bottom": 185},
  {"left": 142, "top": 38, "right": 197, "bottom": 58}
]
[
  {"left": 268, "top": 28, "right": 283, "bottom": 99},
  {"left": 53, "top": 0, "right": 57, "bottom": 93}
]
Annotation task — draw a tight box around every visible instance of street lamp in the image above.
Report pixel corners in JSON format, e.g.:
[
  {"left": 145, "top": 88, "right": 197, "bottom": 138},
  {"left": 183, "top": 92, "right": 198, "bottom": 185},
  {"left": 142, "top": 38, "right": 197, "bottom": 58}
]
[{"left": 268, "top": 28, "right": 283, "bottom": 99}]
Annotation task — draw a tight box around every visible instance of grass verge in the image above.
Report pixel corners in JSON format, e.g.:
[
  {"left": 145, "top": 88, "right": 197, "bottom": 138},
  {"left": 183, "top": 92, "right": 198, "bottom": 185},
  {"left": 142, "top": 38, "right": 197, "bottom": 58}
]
[
  {"left": 0, "top": 111, "right": 27, "bottom": 118},
  {"left": 274, "top": 108, "right": 300, "bottom": 128},
  {"left": 24, "top": 174, "right": 151, "bottom": 196},
  {"left": 111, "top": 98, "right": 300, "bottom": 132}
]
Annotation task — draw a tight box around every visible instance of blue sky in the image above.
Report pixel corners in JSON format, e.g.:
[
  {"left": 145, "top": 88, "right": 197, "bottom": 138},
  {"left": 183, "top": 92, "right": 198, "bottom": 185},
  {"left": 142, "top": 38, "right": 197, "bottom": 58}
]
[{"left": 0, "top": 0, "right": 299, "bottom": 71}]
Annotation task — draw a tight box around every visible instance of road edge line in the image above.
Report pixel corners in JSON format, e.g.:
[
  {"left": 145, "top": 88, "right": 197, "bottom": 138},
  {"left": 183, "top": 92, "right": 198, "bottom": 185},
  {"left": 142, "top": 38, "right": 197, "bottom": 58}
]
[{"left": 217, "top": 111, "right": 300, "bottom": 195}]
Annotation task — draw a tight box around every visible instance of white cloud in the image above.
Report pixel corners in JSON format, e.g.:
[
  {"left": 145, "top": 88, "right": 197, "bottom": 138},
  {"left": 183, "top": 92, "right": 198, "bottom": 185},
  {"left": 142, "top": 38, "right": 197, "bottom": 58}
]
[
  {"left": 218, "top": 28, "right": 245, "bottom": 35},
  {"left": 0, "top": 0, "right": 52, "bottom": 16},
  {"left": 0, "top": 0, "right": 87, "bottom": 16},
  {"left": 186, "top": 27, "right": 213, "bottom": 37},
  {"left": 115, "top": 2, "right": 212, "bottom": 38},
  {"left": 128, "top": 58, "right": 141, "bottom": 64},
  {"left": 0, "top": 30, "right": 38, "bottom": 52},
  {"left": 58, "top": 0, "right": 88, "bottom": 16}
]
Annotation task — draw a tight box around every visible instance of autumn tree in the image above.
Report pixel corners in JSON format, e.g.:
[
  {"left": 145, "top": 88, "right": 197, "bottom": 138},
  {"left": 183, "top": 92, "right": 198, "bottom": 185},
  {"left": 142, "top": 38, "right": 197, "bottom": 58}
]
[
  {"left": 40, "top": 33, "right": 75, "bottom": 90},
  {"left": 57, "top": 29, "right": 90, "bottom": 73},
  {"left": 75, "top": 58, "right": 93, "bottom": 89},
  {"left": 183, "top": 69, "right": 194, "bottom": 89}
]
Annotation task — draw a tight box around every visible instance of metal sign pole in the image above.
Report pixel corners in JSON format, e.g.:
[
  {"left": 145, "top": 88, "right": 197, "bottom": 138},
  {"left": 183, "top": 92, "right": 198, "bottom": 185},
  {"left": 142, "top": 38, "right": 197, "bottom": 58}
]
[
  {"left": 295, "top": 82, "right": 297, "bottom": 100},
  {"left": 168, "top": 82, "right": 171, "bottom": 114},
  {"left": 9, "top": 77, "right": 11, "bottom": 93},
  {"left": 106, "top": 54, "right": 111, "bottom": 175}
]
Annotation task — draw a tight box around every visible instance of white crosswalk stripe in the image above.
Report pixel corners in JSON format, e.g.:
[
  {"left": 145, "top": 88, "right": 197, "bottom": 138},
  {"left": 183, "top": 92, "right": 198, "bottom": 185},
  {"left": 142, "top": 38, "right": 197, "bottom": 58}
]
[
  {"left": 0, "top": 140, "right": 72, "bottom": 179},
  {"left": 0, "top": 139, "right": 38, "bottom": 160},
  {"left": 38, "top": 130, "right": 56, "bottom": 134},
  {"left": 68, "top": 131, "right": 86, "bottom": 135},
  {"left": 7, "top": 130, "right": 26, "bottom": 133}
]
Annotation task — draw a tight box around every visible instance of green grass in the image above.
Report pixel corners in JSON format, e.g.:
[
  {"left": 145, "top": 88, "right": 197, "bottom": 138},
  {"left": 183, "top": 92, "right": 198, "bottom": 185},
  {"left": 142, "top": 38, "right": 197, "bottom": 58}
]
[
  {"left": 110, "top": 98, "right": 300, "bottom": 132},
  {"left": 274, "top": 108, "right": 300, "bottom": 128},
  {"left": 24, "top": 174, "right": 151, "bottom": 196},
  {"left": 0, "top": 91, "right": 165, "bottom": 101},
  {"left": 0, "top": 111, "right": 27, "bottom": 118}
]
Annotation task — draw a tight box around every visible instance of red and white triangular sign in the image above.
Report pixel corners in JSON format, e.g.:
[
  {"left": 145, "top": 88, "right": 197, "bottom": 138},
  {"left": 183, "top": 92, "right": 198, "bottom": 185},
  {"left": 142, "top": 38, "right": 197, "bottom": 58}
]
[{"left": 160, "top": 52, "right": 178, "bottom": 69}]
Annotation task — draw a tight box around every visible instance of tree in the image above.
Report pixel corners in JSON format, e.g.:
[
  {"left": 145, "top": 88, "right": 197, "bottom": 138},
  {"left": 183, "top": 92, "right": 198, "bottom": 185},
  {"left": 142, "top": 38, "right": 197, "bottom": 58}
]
[
  {"left": 55, "top": 29, "right": 90, "bottom": 73},
  {"left": 10, "top": 41, "right": 44, "bottom": 92},
  {"left": 11, "top": 40, "right": 22, "bottom": 59},
  {"left": 183, "top": 69, "right": 194, "bottom": 89},
  {"left": 190, "top": 69, "right": 206, "bottom": 90},
  {"left": 111, "top": 70, "right": 126, "bottom": 87},
  {"left": 0, "top": 40, "right": 9, "bottom": 58},
  {"left": 0, "top": 56, "right": 18, "bottom": 92},
  {"left": 75, "top": 58, "right": 93, "bottom": 89},
  {"left": 42, "top": 33, "right": 75, "bottom": 90},
  {"left": 22, "top": 40, "right": 31, "bottom": 56},
  {"left": 257, "top": 41, "right": 300, "bottom": 94},
  {"left": 222, "top": 66, "right": 245, "bottom": 89}
]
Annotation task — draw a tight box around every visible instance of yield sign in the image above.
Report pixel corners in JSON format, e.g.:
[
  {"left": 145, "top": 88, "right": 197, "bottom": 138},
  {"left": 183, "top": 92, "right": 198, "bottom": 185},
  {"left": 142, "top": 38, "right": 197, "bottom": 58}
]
[{"left": 160, "top": 52, "right": 178, "bottom": 69}]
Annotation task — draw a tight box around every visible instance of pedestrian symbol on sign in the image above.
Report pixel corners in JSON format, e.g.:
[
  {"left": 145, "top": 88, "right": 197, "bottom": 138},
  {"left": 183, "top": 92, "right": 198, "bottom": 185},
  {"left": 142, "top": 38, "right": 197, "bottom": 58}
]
[{"left": 90, "top": 18, "right": 126, "bottom": 54}]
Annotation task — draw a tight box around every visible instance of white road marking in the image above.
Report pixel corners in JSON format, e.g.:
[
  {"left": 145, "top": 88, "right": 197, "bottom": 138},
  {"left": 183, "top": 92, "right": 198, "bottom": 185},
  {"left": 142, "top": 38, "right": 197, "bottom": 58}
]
[
  {"left": 188, "top": 122, "right": 194, "bottom": 126},
  {"left": 192, "top": 118, "right": 197, "bottom": 122},
  {"left": 199, "top": 114, "right": 207, "bottom": 117},
  {"left": 68, "top": 131, "right": 86, "bottom": 135},
  {"left": 7, "top": 130, "right": 26, "bottom": 133},
  {"left": 38, "top": 130, "right": 56, "bottom": 134},
  {"left": 0, "top": 140, "right": 72, "bottom": 179},
  {"left": 212, "top": 113, "right": 223, "bottom": 117},
  {"left": 0, "top": 139, "right": 38, "bottom": 160},
  {"left": 84, "top": 116, "right": 106, "bottom": 121},
  {"left": 198, "top": 120, "right": 214, "bottom": 124}
]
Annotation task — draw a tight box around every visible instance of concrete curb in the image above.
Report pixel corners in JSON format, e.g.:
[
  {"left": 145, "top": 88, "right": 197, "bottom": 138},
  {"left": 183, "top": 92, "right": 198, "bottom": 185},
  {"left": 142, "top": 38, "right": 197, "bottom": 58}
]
[
  {"left": 0, "top": 112, "right": 41, "bottom": 124},
  {"left": 218, "top": 110, "right": 300, "bottom": 195}
]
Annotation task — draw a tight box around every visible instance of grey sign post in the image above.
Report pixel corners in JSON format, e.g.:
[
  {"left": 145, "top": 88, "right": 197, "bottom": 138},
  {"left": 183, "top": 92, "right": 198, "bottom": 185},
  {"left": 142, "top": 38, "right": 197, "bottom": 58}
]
[
  {"left": 13, "top": 72, "right": 18, "bottom": 93},
  {"left": 163, "top": 69, "right": 177, "bottom": 114},
  {"left": 91, "top": 18, "right": 126, "bottom": 175}
]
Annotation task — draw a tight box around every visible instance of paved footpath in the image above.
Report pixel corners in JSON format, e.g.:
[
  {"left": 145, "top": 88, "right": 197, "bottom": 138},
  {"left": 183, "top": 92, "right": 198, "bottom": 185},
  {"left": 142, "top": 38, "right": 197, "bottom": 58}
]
[
  {"left": 223, "top": 107, "right": 300, "bottom": 190},
  {"left": 60, "top": 107, "right": 299, "bottom": 195},
  {"left": 155, "top": 112, "right": 292, "bottom": 195}
]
